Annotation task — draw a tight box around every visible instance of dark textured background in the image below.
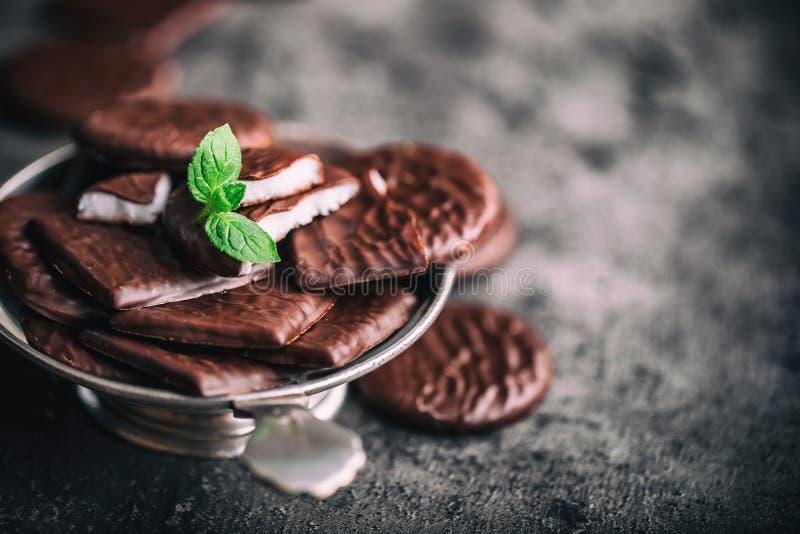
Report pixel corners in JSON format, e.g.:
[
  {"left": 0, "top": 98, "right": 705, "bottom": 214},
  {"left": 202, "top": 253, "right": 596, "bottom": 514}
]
[{"left": 1, "top": 1, "right": 799, "bottom": 532}]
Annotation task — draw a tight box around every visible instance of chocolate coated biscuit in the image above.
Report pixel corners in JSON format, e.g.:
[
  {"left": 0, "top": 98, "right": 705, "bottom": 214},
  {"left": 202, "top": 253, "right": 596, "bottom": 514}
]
[
  {"left": 290, "top": 196, "right": 429, "bottom": 289},
  {"left": 77, "top": 172, "right": 172, "bottom": 225},
  {"left": 85, "top": 172, "right": 165, "bottom": 204},
  {"left": 80, "top": 329, "right": 285, "bottom": 397},
  {"left": 358, "top": 303, "right": 553, "bottom": 432},
  {"left": 110, "top": 285, "right": 336, "bottom": 349},
  {"left": 21, "top": 310, "right": 137, "bottom": 382},
  {"left": 29, "top": 213, "right": 270, "bottom": 309},
  {"left": 0, "top": 192, "right": 106, "bottom": 326},
  {"left": 344, "top": 143, "right": 502, "bottom": 264},
  {"left": 245, "top": 291, "right": 418, "bottom": 368},
  {"left": 238, "top": 146, "right": 323, "bottom": 206},
  {"left": 75, "top": 97, "right": 273, "bottom": 170}
]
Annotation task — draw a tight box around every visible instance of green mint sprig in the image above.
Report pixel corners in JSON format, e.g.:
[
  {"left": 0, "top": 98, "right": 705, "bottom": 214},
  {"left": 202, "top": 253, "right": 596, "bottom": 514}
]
[{"left": 187, "top": 124, "right": 280, "bottom": 264}]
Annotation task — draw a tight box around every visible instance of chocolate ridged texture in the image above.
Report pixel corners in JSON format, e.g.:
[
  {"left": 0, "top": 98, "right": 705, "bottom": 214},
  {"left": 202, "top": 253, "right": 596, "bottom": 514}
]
[
  {"left": 79, "top": 329, "right": 286, "bottom": 397},
  {"left": 290, "top": 195, "right": 429, "bottom": 289},
  {"left": 20, "top": 310, "right": 139, "bottom": 382},
  {"left": 75, "top": 97, "right": 273, "bottom": 170},
  {"left": 0, "top": 192, "right": 107, "bottom": 326},
  {"left": 86, "top": 172, "right": 166, "bottom": 204},
  {"left": 345, "top": 143, "right": 502, "bottom": 264},
  {"left": 2, "top": 40, "right": 176, "bottom": 126},
  {"left": 357, "top": 303, "right": 554, "bottom": 432},
  {"left": 245, "top": 291, "right": 418, "bottom": 368},
  {"left": 110, "top": 284, "right": 336, "bottom": 349},
  {"left": 46, "top": 0, "right": 230, "bottom": 56},
  {"left": 29, "top": 213, "right": 270, "bottom": 310}
]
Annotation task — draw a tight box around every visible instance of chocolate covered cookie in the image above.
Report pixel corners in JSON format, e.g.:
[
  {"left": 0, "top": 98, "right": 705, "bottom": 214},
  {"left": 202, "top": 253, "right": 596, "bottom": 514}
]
[
  {"left": 245, "top": 291, "right": 418, "bottom": 368},
  {"left": 77, "top": 172, "right": 171, "bottom": 225},
  {"left": 110, "top": 285, "right": 336, "bottom": 349},
  {"left": 29, "top": 214, "right": 270, "bottom": 309},
  {"left": 2, "top": 40, "right": 175, "bottom": 125},
  {"left": 0, "top": 192, "right": 106, "bottom": 326},
  {"left": 344, "top": 143, "right": 502, "bottom": 264},
  {"left": 80, "top": 329, "right": 285, "bottom": 397},
  {"left": 290, "top": 196, "right": 429, "bottom": 289},
  {"left": 357, "top": 303, "right": 553, "bottom": 432},
  {"left": 75, "top": 97, "right": 273, "bottom": 170},
  {"left": 21, "top": 310, "right": 137, "bottom": 382}
]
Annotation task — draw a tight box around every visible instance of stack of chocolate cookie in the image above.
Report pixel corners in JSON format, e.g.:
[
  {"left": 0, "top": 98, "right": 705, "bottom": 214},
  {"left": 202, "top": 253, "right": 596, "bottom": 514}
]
[
  {"left": 1, "top": 95, "right": 551, "bottom": 432},
  {"left": 1, "top": 0, "right": 230, "bottom": 125}
]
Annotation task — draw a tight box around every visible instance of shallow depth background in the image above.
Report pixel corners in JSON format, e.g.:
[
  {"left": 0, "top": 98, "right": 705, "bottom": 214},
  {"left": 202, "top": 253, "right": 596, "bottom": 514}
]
[{"left": 1, "top": 1, "right": 799, "bottom": 532}]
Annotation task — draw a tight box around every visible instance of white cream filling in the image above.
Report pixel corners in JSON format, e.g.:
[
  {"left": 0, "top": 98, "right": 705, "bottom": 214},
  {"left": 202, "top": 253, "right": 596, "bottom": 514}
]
[
  {"left": 259, "top": 182, "right": 360, "bottom": 242},
  {"left": 238, "top": 157, "right": 323, "bottom": 205},
  {"left": 77, "top": 174, "right": 171, "bottom": 224}
]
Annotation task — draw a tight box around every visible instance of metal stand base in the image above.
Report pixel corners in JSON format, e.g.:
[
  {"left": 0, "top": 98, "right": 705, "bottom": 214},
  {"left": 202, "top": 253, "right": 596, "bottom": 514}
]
[{"left": 76, "top": 385, "right": 348, "bottom": 458}]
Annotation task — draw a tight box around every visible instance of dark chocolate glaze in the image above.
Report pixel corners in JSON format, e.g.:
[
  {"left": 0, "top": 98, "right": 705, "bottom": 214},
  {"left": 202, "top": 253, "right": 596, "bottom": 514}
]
[
  {"left": 357, "top": 303, "right": 554, "bottom": 432},
  {"left": 290, "top": 196, "right": 429, "bottom": 289},
  {"left": 75, "top": 97, "right": 273, "bottom": 170},
  {"left": 79, "top": 329, "right": 286, "bottom": 397},
  {"left": 455, "top": 205, "right": 518, "bottom": 278},
  {"left": 246, "top": 291, "right": 418, "bottom": 368},
  {"left": 2, "top": 40, "right": 175, "bottom": 126},
  {"left": 0, "top": 192, "right": 107, "bottom": 326},
  {"left": 85, "top": 172, "right": 167, "bottom": 204},
  {"left": 344, "top": 143, "right": 502, "bottom": 264},
  {"left": 110, "top": 285, "right": 336, "bottom": 349},
  {"left": 240, "top": 145, "right": 321, "bottom": 181},
  {"left": 239, "top": 165, "right": 360, "bottom": 220},
  {"left": 47, "top": 0, "right": 230, "bottom": 56},
  {"left": 29, "top": 213, "right": 270, "bottom": 309},
  {"left": 20, "top": 310, "right": 138, "bottom": 382}
]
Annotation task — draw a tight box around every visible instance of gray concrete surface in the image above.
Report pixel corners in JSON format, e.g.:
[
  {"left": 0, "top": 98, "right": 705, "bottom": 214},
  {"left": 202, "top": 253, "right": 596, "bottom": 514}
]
[{"left": 0, "top": 1, "right": 798, "bottom": 532}]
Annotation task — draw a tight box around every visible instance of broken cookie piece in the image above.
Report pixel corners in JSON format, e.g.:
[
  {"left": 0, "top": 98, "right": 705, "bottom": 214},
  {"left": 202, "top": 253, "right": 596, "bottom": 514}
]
[
  {"left": 237, "top": 146, "right": 324, "bottom": 206},
  {"left": 77, "top": 172, "right": 171, "bottom": 225},
  {"left": 238, "top": 166, "right": 360, "bottom": 242}
]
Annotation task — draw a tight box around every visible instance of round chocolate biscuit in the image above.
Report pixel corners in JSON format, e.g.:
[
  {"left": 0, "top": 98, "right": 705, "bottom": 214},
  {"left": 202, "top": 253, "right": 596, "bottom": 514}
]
[
  {"left": 345, "top": 143, "right": 502, "bottom": 264},
  {"left": 2, "top": 40, "right": 176, "bottom": 125},
  {"left": 357, "top": 303, "right": 553, "bottom": 432},
  {"left": 455, "top": 205, "right": 518, "bottom": 278},
  {"left": 75, "top": 97, "right": 273, "bottom": 170}
]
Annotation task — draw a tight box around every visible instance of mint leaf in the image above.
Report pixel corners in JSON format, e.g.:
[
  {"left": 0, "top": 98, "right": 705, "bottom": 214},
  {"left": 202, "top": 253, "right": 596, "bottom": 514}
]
[
  {"left": 204, "top": 211, "right": 280, "bottom": 263},
  {"left": 207, "top": 182, "right": 245, "bottom": 213},
  {"left": 185, "top": 124, "right": 279, "bottom": 265},
  {"left": 187, "top": 123, "right": 242, "bottom": 204},
  {"left": 187, "top": 145, "right": 209, "bottom": 203}
]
